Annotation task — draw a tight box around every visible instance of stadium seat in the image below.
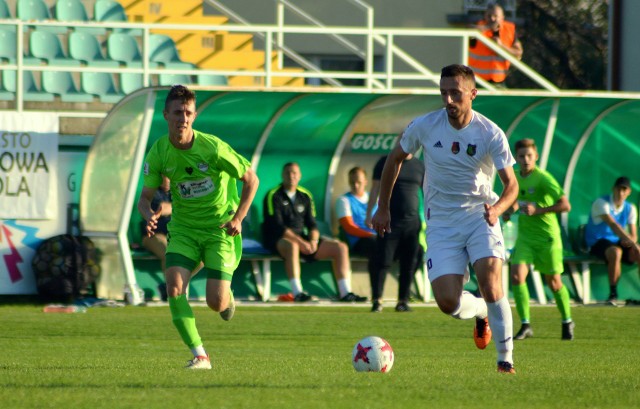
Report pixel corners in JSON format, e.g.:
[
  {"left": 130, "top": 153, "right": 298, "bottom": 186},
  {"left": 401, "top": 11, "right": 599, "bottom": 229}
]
[
  {"left": 55, "top": 0, "right": 107, "bottom": 35},
  {"left": 107, "top": 33, "right": 158, "bottom": 68},
  {"left": 119, "top": 72, "right": 144, "bottom": 94},
  {"left": 149, "top": 34, "right": 195, "bottom": 69},
  {"left": 158, "top": 73, "right": 193, "bottom": 86},
  {"left": 0, "top": 0, "right": 12, "bottom": 18},
  {"left": 80, "top": 72, "right": 124, "bottom": 103},
  {"left": 197, "top": 73, "right": 228, "bottom": 86},
  {"left": 17, "top": 0, "right": 68, "bottom": 33},
  {"left": 94, "top": 0, "right": 141, "bottom": 35},
  {"left": 42, "top": 70, "right": 94, "bottom": 102},
  {"left": 0, "top": 28, "right": 17, "bottom": 63},
  {"left": 0, "top": 70, "right": 55, "bottom": 101},
  {"left": 29, "top": 30, "right": 81, "bottom": 66},
  {"left": 69, "top": 32, "right": 119, "bottom": 67}
]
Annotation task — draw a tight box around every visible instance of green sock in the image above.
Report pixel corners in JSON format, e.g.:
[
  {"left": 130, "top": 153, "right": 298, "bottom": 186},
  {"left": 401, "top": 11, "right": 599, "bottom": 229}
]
[
  {"left": 512, "top": 283, "right": 530, "bottom": 323},
  {"left": 168, "top": 294, "right": 202, "bottom": 349},
  {"left": 553, "top": 285, "right": 572, "bottom": 321}
]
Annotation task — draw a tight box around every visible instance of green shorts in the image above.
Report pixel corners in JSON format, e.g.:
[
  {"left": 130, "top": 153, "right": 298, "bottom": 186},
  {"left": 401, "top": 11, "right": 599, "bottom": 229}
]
[
  {"left": 510, "top": 237, "right": 564, "bottom": 275},
  {"left": 166, "top": 225, "right": 242, "bottom": 281}
]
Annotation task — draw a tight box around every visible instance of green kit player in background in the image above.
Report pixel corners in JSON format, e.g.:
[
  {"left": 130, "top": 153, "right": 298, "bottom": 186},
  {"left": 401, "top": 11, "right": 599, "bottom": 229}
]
[
  {"left": 504, "top": 138, "right": 574, "bottom": 340},
  {"left": 137, "top": 85, "right": 259, "bottom": 369}
]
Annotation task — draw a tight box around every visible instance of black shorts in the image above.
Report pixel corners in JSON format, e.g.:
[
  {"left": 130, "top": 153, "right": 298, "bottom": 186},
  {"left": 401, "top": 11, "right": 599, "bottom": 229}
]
[{"left": 589, "top": 239, "right": 636, "bottom": 265}]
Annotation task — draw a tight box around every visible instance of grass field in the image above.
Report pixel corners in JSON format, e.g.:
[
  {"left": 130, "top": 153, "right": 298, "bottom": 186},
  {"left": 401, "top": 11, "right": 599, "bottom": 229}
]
[{"left": 0, "top": 303, "right": 638, "bottom": 409}]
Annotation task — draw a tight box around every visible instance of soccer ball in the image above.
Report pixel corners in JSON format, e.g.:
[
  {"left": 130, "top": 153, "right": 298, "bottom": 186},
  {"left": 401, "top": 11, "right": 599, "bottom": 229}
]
[{"left": 352, "top": 336, "right": 394, "bottom": 373}]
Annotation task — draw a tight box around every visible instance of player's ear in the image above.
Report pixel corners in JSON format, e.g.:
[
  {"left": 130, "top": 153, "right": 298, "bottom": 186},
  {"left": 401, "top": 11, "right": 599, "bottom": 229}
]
[{"left": 470, "top": 88, "right": 478, "bottom": 100}]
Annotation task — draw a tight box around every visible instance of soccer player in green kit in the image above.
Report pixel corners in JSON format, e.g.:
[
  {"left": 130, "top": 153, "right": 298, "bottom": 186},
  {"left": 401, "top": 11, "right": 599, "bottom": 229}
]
[
  {"left": 504, "top": 138, "right": 574, "bottom": 340},
  {"left": 138, "top": 85, "right": 259, "bottom": 369}
]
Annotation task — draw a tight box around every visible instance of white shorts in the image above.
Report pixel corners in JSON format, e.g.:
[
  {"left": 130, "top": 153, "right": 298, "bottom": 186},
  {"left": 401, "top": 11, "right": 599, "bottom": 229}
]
[{"left": 425, "top": 215, "right": 506, "bottom": 282}]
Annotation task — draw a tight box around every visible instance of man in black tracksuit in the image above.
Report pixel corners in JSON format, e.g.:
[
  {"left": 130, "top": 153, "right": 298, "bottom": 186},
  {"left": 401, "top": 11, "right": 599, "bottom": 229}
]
[
  {"left": 367, "top": 154, "right": 425, "bottom": 312},
  {"left": 262, "top": 162, "right": 366, "bottom": 303}
]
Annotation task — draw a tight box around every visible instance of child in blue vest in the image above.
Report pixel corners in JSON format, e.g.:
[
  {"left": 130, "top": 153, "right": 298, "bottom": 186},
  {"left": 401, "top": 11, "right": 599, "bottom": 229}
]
[{"left": 585, "top": 176, "right": 640, "bottom": 305}]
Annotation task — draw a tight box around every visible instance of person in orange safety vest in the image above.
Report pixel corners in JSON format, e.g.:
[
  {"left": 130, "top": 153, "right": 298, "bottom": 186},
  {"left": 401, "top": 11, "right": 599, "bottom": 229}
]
[{"left": 468, "top": 3, "right": 523, "bottom": 84}]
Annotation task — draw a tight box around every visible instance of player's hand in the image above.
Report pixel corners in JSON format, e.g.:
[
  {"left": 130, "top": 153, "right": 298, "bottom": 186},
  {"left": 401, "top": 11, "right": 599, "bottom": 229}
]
[
  {"left": 483, "top": 203, "right": 499, "bottom": 226},
  {"left": 371, "top": 208, "right": 391, "bottom": 237},
  {"left": 145, "top": 207, "right": 162, "bottom": 237},
  {"left": 521, "top": 202, "right": 537, "bottom": 216},
  {"left": 220, "top": 218, "right": 242, "bottom": 236},
  {"left": 300, "top": 240, "right": 315, "bottom": 255}
]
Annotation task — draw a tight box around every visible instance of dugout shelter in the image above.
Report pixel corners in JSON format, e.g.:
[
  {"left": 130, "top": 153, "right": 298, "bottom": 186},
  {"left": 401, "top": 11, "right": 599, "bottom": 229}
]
[{"left": 80, "top": 86, "right": 640, "bottom": 304}]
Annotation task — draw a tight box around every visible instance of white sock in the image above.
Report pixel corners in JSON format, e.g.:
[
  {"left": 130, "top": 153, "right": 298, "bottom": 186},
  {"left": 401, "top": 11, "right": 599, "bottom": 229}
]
[
  {"left": 451, "top": 291, "right": 487, "bottom": 320},
  {"left": 487, "top": 296, "right": 514, "bottom": 364},
  {"left": 191, "top": 345, "right": 207, "bottom": 358},
  {"left": 290, "top": 279, "right": 303, "bottom": 296},
  {"left": 337, "top": 278, "right": 351, "bottom": 298}
]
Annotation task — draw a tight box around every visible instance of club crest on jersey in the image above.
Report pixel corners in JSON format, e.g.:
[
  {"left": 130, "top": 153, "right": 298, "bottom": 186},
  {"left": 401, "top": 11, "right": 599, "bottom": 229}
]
[
  {"left": 197, "top": 162, "right": 209, "bottom": 172},
  {"left": 185, "top": 167, "right": 193, "bottom": 175},
  {"left": 451, "top": 142, "right": 460, "bottom": 154},
  {"left": 296, "top": 204, "right": 305, "bottom": 213},
  {"left": 466, "top": 144, "right": 477, "bottom": 156}
]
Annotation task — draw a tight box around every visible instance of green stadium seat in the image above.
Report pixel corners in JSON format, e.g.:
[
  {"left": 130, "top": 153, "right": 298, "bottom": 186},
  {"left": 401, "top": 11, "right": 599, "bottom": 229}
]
[
  {"left": 0, "top": 0, "right": 11, "bottom": 18},
  {"left": 0, "top": 28, "right": 41, "bottom": 65},
  {"left": 119, "top": 72, "right": 144, "bottom": 94},
  {"left": 0, "top": 70, "right": 55, "bottom": 101},
  {"left": 42, "top": 70, "right": 94, "bottom": 102},
  {"left": 17, "top": 0, "right": 68, "bottom": 33},
  {"left": 0, "top": 28, "right": 16, "bottom": 63},
  {"left": 69, "top": 32, "right": 119, "bottom": 67},
  {"left": 158, "top": 73, "right": 193, "bottom": 86},
  {"left": 55, "top": 0, "right": 107, "bottom": 35},
  {"left": 80, "top": 72, "right": 124, "bottom": 103},
  {"left": 149, "top": 34, "right": 195, "bottom": 69},
  {"left": 29, "top": 30, "right": 81, "bottom": 66},
  {"left": 107, "top": 33, "right": 158, "bottom": 68},
  {"left": 197, "top": 73, "right": 228, "bottom": 86},
  {"left": 94, "top": 0, "right": 141, "bottom": 35}
]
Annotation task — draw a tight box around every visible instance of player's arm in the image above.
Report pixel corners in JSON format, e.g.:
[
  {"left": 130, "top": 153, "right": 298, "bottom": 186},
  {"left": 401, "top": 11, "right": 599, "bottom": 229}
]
[
  {"left": 221, "top": 167, "right": 259, "bottom": 236},
  {"left": 600, "top": 213, "right": 637, "bottom": 247},
  {"left": 365, "top": 179, "right": 380, "bottom": 227},
  {"left": 137, "top": 186, "right": 161, "bottom": 237},
  {"left": 486, "top": 166, "right": 518, "bottom": 226},
  {"left": 371, "top": 143, "right": 409, "bottom": 236}
]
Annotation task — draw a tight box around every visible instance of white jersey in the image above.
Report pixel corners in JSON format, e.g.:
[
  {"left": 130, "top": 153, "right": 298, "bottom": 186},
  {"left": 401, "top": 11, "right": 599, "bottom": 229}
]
[{"left": 400, "top": 109, "right": 515, "bottom": 227}]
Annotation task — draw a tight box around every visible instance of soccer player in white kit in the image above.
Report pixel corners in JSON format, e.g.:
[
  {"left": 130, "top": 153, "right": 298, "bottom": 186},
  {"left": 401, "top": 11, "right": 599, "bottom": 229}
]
[{"left": 371, "top": 64, "right": 519, "bottom": 374}]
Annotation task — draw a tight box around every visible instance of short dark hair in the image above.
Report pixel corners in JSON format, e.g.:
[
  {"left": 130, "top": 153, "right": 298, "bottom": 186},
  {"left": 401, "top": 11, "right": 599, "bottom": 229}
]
[
  {"left": 441, "top": 64, "right": 476, "bottom": 87},
  {"left": 164, "top": 85, "right": 196, "bottom": 111},
  {"left": 283, "top": 162, "right": 299, "bottom": 171},
  {"left": 515, "top": 138, "right": 537, "bottom": 152}
]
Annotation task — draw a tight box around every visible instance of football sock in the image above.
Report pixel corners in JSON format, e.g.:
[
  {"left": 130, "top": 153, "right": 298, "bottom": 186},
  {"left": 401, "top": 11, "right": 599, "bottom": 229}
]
[
  {"left": 451, "top": 291, "right": 487, "bottom": 320},
  {"left": 290, "top": 279, "right": 303, "bottom": 296},
  {"left": 553, "top": 285, "right": 572, "bottom": 321},
  {"left": 169, "top": 294, "right": 202, "bottom": 349},
  {"left": 191, "top": 345, "right": 207, "bottom": 358},
  {"left": 487, "top": 296, "right": 513, "bottom": 364},
  {"left": 337, "top": 278, "right": 351, "bottom": 298},
  {"left": 609, "top": 285, "right": 617, "bottom": 299},
  {"left": 512, "top": 283, "right": 531, "bottom": 323}
]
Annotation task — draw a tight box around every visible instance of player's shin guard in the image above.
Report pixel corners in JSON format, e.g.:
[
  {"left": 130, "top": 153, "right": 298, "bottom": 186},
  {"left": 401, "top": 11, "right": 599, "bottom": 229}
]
[
  {"left": 487, "top": 296, "right": 514, "bottom": 364},
  {"left": 169, "top": 294, "right": 202, "bottom": 349},
  {"left": 512, "top": 283, "right": 530, "bottom": 323},
  {"left": 553, "top": 285, "right": 572, "bottom": 321},
  {"left": 451, "top": 291, "right": 487, "bottom": 320}
]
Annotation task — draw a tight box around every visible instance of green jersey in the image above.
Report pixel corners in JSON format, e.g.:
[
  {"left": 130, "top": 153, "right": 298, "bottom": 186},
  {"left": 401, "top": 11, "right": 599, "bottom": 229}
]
[
  {"left": 515, "top": 167, "right": 564, "bottom": 243},
  {"left": 143, "top": 129, "right": 250, "bottom": 230}
]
